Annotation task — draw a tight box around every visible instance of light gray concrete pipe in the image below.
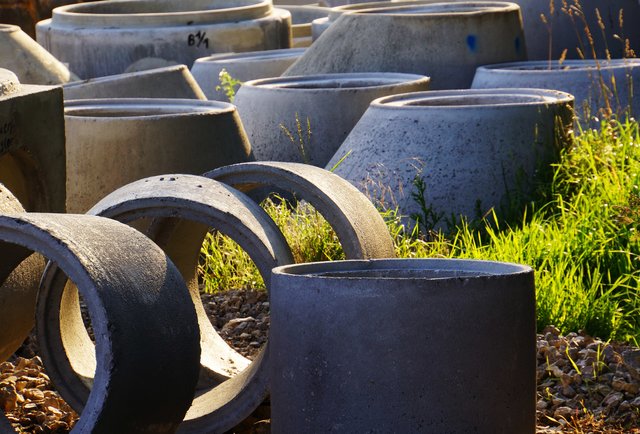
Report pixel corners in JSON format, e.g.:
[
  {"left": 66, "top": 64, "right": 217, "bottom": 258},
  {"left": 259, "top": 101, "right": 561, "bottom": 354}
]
[
  {"left": 270, "top": 258, "right": 536, "bottom": 433},
  {"left": 40, "top": 174, "right": 294, "bottom": 434},
  {"left": 36, "top": 0, "right": 292, "bottom": 79},
  {"left": 0, "top": 183, "right": 44, "bottom": 364},
  {"left": 0, "top": 68, "right": 66, "bottom": 212},
  {"left": 1, "top": 213, "right": 201, "bottom": 433},
  {"left": 206, "top": 161, "right": 396, "bottom": 259}
]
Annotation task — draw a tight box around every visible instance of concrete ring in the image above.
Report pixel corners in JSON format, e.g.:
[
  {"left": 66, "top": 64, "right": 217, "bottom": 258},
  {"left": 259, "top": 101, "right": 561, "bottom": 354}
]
[
  {"left": 1, "top": 213, "right": 200, "bottom": 433},
  {"left": 205, "top": 161, "right": 396, "bottom": 259}
]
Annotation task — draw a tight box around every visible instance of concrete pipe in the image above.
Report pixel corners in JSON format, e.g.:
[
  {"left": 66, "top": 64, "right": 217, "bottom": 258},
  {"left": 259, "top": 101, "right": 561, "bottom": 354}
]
[
  {"left": 0, "top": 183, "right": 44, "bottom": 363},
  {"left": 278, "top": 5, "right": 329, "bottom": 47},
  {"left": 0, "top": 24, "right": 76, "bottom": 85},
  {"left": 472, "top": 59, "right": 640, "bottom": 126},
  {"left": 270, "top": 258, "right": 536, "bottom": 433},
  {"left": 63, "top": 98, "right": 253, "bottom": 213},
  {"left": 285, "top": 1, "right": 527, "bottom": 89},
  {"left": 191, "top": 48, "right": 305, "bottom": 101},
  {"left": 41, "top": 174, "right": 294, "bottom": 433},
  {"left": 0, "top": 213, "right": 201, "bottom": 433},
  {"left": 63, "top": 64, "right": 207, "bottom": 100},
  {"left": 36, "top": 0, "right": 292, "bottom": 79},
  {"left": 206, "top": 161, "right": 396, "bottom": 259},
  {"left": 0, "top": 68, "right": 66, "bottom": 212},
  {"left": 327, "top": 89, "right": 574, "bottom": 228},
  {"left": 232, "top": 73, "right": 430, "bottom": 166}
]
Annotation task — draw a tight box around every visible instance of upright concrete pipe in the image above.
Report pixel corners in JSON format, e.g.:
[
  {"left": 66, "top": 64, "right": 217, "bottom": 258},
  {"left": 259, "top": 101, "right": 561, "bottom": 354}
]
[
  {"left": 36, "top": 0, "right": 292, "bottom": 78},
  {"left": 285, "top": 1, "right": 527, "bottom": 89},
  {"left": 0, "top": 68, "right": 66, "bottom": 212},
  {"left": 39, "top": 174, "right": 294, "bottom": 433},
  {"left": 270, "top": 258, "right": 536, "bottom": 433},
  {"left": 0, "top": 183, "right": 44, "bottom": 363},
  {"left": 63, "top": 98, "right": 253, "bottom": 213},
  {"left": 206, "top": 161, "right": 396, "bottom": 259},
  {"left": 0, "top": 213, "right": 201, "bottom": 433}
]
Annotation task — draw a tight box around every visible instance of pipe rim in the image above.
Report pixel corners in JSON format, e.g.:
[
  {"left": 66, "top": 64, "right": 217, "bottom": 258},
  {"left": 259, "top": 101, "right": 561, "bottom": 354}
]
[
  {"left": 372, "top": 88, "right": 574, "bottom": 109},
  {"left": 64, "top": 98, "right": 236, "bottom": 118},
  {"left": 241, "top": 72, "right": 430, "bottom": 91},
  {"left": 194, "top": 48, "right": 306, "bottom": 65},
  {"left": 353, "top": 1, "right": 521, "bottom": 16},
  {"left": 476, "top": 59, "right": 640, "bottom": 74}
]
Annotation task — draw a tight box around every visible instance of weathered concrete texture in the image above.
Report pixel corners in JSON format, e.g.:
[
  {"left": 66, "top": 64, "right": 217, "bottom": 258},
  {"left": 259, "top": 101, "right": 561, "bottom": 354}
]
[
  {"left": 233, "top": 73, "right": 430, "bottom": 166},
  {"left": 191, "top": 48, "right": 305, "bottom": 101},
  {"left": 511, "top": 0, "right": 640, "bottom": 60},
  {"left": 327, "top": 89, "right": 574, "bottom": 227},
  {"left": 279, "top": 5, "right": 329, "bottom": 47},
  {"left": 0, "top": 213, "right": 200, "bottom": 433},
  {"left": 0, "top": 68, "right": 66, "bottom": 212},
  {"left": 473, "top": 59, "right": 640, "bottom": 126},
  {"left": 206, "top": 161, "right": 396, "bottom": 259},
  {"left": 285, "top": 2, "right": 527, "bottom": 89},
  {"left": 0, "top": 183, "right": 44, "bottom": 363},
  {"left": 36, "top": 0, "right": 292, "bottom": 79},
  {"left": 86, "top": 174, "right": 293, "bottom": 434},
  {"left": 270, "top": 258, "right": 536, "bottom": 433},
  {"left": 63, "top": 98, "right": 253, "bottom": 213},
  {"left": 0, "top": 24, "right": 76, "bottom": 85},
  {"left": 63, "top": 64, "right": 207, "bottom": 100}
]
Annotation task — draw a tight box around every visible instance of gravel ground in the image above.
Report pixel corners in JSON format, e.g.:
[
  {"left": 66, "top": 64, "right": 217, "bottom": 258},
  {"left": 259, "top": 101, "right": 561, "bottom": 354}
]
[{"left": 2, "top": 289, "right": 640, "bottom": 433}]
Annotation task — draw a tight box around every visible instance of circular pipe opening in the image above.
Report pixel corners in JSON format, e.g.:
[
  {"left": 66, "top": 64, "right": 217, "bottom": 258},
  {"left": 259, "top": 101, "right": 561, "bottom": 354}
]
[
  {"left": 358, "top": 1, "right": 518, "bottom": 16},
  {"left": 64, "top": 99, "right": 234, "bottom": 118},
  {"left": 196, "top": 48, "right": 305, "bottom": 64},
  {"left": 244, "top": 73, "right": 429, "bottom": 90},
  {"left": 479, "top": 59, "right": 640, "bottom": 73}
]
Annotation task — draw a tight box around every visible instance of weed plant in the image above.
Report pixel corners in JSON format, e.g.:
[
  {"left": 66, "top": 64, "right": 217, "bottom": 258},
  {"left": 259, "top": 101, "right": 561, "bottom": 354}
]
[{"left": 199, "top": 119, "right": 640, "bottom": 344}]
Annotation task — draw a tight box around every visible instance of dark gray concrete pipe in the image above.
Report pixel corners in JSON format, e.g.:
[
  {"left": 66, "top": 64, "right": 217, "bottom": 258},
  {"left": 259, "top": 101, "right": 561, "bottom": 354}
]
[
  {"left": 0, "top": 213, "right": 200, "bottom": 433},
  {"left": 270, "top": 258, "right": 536, "bottom": 433}
]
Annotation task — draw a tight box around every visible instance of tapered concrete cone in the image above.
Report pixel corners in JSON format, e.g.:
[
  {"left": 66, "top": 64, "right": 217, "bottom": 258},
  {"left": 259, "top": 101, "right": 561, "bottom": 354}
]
[
  {"left": 285, "top": 1, "right": 527, "bottom": 89},
  {"left": 472, "top": 59, "right": 640, "bottom": 126},
  {"left": 327, "top": 89, "right": 574, "bottom": 228},
  {"left": 36, "top": 0, "right": 293, "bottom": 79},
  {"left": 233, "top": 72, "right": 430, "bottom": 166},
  {"left": 0, "top": 23, "right": 76, "bottom": 85},
  {"left": 63, "top": 64, "right": 207, "bottom": 100},
  {"left": 64, "top": 98, "right": 254, "bottom": 213}
]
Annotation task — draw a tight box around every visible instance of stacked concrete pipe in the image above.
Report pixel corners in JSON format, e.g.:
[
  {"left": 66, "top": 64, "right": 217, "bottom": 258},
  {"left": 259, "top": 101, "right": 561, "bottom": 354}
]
[
  {"left": 1, "top": 213, "right": 201, "bottom": 433},
  {"left": 285, "top": 1, "right": 527, "bottom": 89},
  {"left": 0, "top": 68, "right": 66, "bottom": 213},
  {"left": 327, "top": 88, "right": 575, "bottom": 228},
  {"left": 63, "top": 98, "right": 253, "bottom": 213},
  {"left": 232, "top": 72, "right": 430, "bottom": 166},
  {"left": 36, "top": 0, "right": 293, "bottom": 79}
]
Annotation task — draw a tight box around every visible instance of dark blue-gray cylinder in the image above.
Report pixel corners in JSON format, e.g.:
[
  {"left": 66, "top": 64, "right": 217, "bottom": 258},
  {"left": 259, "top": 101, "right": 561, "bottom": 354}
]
[{"left": 270, "top": 258, "right": 536, "bottom": 433}]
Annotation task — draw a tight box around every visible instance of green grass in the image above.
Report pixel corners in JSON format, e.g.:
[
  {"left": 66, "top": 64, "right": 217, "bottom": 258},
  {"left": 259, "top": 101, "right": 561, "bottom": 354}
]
[{"left": 199, "top": 119, "right": 640, "bottom": 344}]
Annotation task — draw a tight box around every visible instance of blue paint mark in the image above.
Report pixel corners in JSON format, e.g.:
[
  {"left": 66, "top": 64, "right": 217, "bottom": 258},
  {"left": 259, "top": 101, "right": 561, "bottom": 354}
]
[
  {"left": 514, "top": 36, "right": 521, "bottom": 53},
  {"left": 466, "top": 34, "right": 477, "bottom": 52}
]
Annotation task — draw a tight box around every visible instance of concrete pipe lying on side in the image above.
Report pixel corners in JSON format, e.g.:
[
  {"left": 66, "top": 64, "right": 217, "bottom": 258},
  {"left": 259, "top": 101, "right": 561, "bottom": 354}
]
[
  {"left": 63, "top": 64, "right": 207, "bottom": 100},
  {"left": 36, "top": 0, "right": 292, "bottom": 79},
  {"left": 328, "top": 88, "right": 575, "bottom": 228},
  {"left": 63, "top": 98, "right": 253, "bottom": 213},
  {"left": 39, "top": 174, "right": 294, "bottom": 433},
  {"left": 191, "top": 48, "right": 306, "bottom": 101},
  {"left": 206, "top": 161, "right": 396, "bottom": 259},
  {"left": 232, "top": 73, "right": 430, "bottom": 166},
  {"left": 270, "top": 258, "right": 536, "bottom": 433},
  {"left": 285, "top": 1, "right": 527, "bottom": 89},
  {"left": 0, "top": 183, "right": 44, "bottom": 363},
  {"left": 0, "top": 68, "right": 66, "bottom": 212},
  {"left": 0, "top": 213, "right": 201, "bottom": 433},
  {"left": 472, "top": 59, "right": 640, "bottom": 126}
]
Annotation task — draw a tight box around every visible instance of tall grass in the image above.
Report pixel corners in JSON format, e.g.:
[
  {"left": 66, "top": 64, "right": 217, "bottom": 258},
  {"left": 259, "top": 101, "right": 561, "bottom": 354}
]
[{"left": 199, "top": 119, "right": 640, "bottom": 343}]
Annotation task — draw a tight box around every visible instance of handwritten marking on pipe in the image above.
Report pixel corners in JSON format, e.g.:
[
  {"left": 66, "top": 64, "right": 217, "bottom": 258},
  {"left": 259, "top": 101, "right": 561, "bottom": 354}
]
[{"left": 188, "top": 31, "right": 209, "bottom": 48}]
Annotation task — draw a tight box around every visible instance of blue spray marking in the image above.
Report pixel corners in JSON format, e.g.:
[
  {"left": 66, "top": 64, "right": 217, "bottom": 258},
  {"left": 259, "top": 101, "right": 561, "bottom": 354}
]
[
  {"left": 466, "top": 34, "right": 477, "bottom": 52},
  {"left": 514, "top": 36, "right": 521, "bottom": 53}
]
